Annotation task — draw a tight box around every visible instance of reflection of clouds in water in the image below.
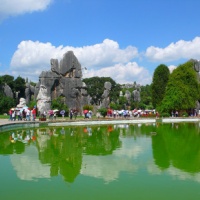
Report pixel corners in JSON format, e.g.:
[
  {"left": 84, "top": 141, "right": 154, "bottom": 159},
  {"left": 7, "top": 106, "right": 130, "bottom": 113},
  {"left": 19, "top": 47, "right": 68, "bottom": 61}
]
[
  {"left": 81, "top": 155, "right": 139, "bottom": 183},
  {"left": 37, "top": 129, "right": 51, "bottom": 152},
  {"left": 168, "top": 167, "right": 200, "bottom": 183},
  {"left": 147, "top": 161, "right": 200, "bottom": 183},
  {"left": 147, "top": 160, "right": 163, "bottom": 175},
  {"left": 114, "top": 137, "right": 150, "bottom": 159},
  {"left": 10, "top": 145, "right": 50, "bottom": 181},
  {"left": 80, "top": 137, "right": 152, "bottom": 183}
]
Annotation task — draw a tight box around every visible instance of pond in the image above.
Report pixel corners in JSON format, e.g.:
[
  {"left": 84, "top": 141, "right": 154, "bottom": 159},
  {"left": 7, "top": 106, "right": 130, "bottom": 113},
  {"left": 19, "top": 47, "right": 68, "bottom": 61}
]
[{"left": 1, "top": 122, "right": 200, "bottom": 200}]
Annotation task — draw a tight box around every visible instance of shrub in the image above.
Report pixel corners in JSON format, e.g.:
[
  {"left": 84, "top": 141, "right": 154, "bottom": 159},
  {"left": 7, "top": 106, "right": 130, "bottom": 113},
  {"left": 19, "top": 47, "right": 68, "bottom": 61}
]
[
  {"left": 159, "top": 112, "right": 170, "bottom": 117},
  {"left": 182, "top": 112, "right": 189, "bottom": 117},
  {"left": 98, "top": 108, "right": 107, "bottom": 117},
  {"left": 83, "top": 105, "right": 93, "bottom": 111}
]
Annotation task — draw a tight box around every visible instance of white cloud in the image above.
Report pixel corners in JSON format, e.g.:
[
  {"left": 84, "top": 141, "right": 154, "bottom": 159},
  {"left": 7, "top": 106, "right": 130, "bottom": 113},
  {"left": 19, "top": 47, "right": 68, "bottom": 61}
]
[
  {"left": 168, "top": 65, "right": 177, "bottom": 73},
  {"left": 10, "top": 145, "right": 50, "bottom": 181},
  {"left": 10, "top": 39, "right": 146, "bottom": 84},
  {"left": 0, "top": 0, "right": 53, "bottom": 21},
  {"left": 145, "top": 37, "right": 200, "bottom": 62},
  {"left": 83, "top": 62, "right": 151, "bottom": 85}
]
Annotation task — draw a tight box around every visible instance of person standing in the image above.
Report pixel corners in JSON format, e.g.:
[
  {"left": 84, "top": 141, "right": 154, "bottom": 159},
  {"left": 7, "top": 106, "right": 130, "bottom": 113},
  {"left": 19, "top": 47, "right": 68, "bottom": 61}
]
[
  {"left": 32, "top": 108, "right": 36, "bottom": 121},
  {"left": 26, "top": 109, "right": 31, "bottom": 121},
  {"left": 12, "top": 110, "right": 16, "bottom": 121},
  {"left": 70, "top": 109, "right": 73, "bottom": 120},
  {"left": 9, "top": 109, "right": 12, "bottom": 121}
]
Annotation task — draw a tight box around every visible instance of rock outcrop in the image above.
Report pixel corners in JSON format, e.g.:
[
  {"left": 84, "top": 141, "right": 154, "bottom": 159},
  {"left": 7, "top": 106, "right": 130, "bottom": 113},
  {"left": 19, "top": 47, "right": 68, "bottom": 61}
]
[
  {"left": 36, "top": 51, "right": 89, "bottom": 114},
  {"left": 25, "top": 82, "right": 35, "bottom": 105},
  {"left": 101, "top": 81, "right": 111, "bottom": 108},
  {"left": 16, "top": 98, "right": 27, "bottom": 108},
  {"left": 3, "top": 83, "right": 13, "bottom": 98}
]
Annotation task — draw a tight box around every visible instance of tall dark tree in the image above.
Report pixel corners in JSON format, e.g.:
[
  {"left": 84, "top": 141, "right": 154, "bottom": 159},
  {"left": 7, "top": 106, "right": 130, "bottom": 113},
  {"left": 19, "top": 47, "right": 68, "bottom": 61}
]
[
  {"left": 13, "top": 76, "right": 26, "bottom": 99},
  {"left": 158, "top": 61, "right": 200, "bottom": 113},
  {"left": 0, "top": 94, "right": 15, "bottom": 114},
  {"left": 0, "top": 75, "right": 15, "bottom": 90},
  {"left": 151, "top": 64, "right": 170, "bottom": 108},
  {"left": 138, "top": 84, "right": 153, "bottom": 109}
]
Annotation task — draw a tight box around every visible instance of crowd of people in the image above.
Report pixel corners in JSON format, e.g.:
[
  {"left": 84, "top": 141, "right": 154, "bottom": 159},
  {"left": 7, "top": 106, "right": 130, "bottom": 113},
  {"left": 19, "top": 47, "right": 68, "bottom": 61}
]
[
  {"left": 105, "top": 109, "right": 156, "bottom": 118},
  {"left": 8, "top": 107, "right": 158, "bottom": 122},
  {"left": 9, "top": 107, "right": 36, "bottom": 121}
]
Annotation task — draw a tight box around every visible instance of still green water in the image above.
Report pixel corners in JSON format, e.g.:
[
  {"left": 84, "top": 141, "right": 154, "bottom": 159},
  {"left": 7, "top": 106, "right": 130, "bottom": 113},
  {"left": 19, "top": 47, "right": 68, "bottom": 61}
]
[{"left": 1, "top": 122, "right": 200, "bottom": 200}]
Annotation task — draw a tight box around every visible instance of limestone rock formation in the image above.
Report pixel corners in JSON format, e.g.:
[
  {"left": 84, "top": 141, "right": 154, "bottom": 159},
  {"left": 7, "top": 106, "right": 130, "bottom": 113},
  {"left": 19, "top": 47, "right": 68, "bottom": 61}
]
[
  {"left": 25, "top": 82, "right": 35, "bottom": 105},
  {"left": 3, "top": 83, "right": 13, "bottom": 98},
  {"left": 132, "top": 84, "right": 141, "bottom": 102},
  {"left": 36, "top": 85, "right": 51, "bottom": 114},
  {"left": 16, "top": 98, "right": 27, "bottom": 108},
  {"left": 193, "top": 59, "right": 200, "bottom": 82},
  {"left": 101, "top": 81, "right": 111, "bottom": 108},
  {"left": 119, "top": 91, "right": 123, "bottom": 97},
  {"left": 36, "top": 51, "right": 89, "bottom": 114},
  {"left": 133, "top": 89, "right": 141, "bottom": 102},
  {"left": 125, "top": 90, "right": 131, "bottom": 105}
]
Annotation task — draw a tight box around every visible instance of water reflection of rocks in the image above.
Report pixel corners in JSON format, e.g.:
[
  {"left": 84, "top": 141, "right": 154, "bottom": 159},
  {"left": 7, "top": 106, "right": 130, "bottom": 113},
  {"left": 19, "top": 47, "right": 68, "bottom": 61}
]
[{"left": 1, "top": 123, "right": 200, "bottom": 183}]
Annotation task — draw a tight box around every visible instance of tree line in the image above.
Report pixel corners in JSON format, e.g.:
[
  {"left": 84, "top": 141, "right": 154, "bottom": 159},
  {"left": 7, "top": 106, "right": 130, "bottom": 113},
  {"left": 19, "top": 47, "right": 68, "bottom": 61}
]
[{"left": 0, "top": 59, "right": 199, "bottom": 116}]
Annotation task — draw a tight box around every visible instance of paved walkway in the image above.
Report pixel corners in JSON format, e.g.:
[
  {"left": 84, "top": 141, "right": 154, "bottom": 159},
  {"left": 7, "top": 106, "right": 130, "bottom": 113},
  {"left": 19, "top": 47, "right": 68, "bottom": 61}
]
[{"left": 1, "top": 117, "right": 200, "bottom": 127}]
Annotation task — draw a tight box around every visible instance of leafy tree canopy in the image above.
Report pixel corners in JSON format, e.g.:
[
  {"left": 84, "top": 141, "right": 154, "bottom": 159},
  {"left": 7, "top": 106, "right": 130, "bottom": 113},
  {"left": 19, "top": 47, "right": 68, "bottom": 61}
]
[
  {"left": 83, "top": 76, "right": 121, "bottom": 105},
  {"left": 51, "top": 96, "right": 69, "bottom": 111},
  {"left": 13, "top": 76, "right": 26, "bottom": 98},
  {"left": 0, "top": 94, "right": 15, "bottom": 114},
  {"left": 151, "top": 64, "right": 170, "bottom": 108},
  {"left": 158, "top": 61, "right": 200, "bottom": 113},
  {"left": 0, "top": 75, "right": 15, "bottom": 90}
]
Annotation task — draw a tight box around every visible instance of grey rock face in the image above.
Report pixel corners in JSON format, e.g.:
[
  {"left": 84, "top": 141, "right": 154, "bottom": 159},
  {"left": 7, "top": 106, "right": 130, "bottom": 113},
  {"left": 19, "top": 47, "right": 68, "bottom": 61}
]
[
  {"left": 193, "top": 59, "right": 200, "bottom": 82},
  {"left": 133, "top": 89, "right": 141, "bottom": 102},
  {"left": 119, "top": 91, "right": 123, "bottom": 97},
  {"left": 36, "top": 85, "right": 51, "bottom": 114},
  {"left": 36, "top": 51, "right": 89, "bottom": 114},
  {"left": 3, "top": 83, "right": 13, "bottom": 98},
  {"left": 25, "top": 82, "right": 35, "bottom": 105},
  {"left": 193, "top": 59, "right": 200, "bottom": 72},
  {"left": 101, "top": 81, "right": 111, "bottom": 108},
  {"left": 125, "top": 90, "right": 131, "bottom": 104},
  {"left": 16, "top": 98, "right": 27, "bottom": 108}
]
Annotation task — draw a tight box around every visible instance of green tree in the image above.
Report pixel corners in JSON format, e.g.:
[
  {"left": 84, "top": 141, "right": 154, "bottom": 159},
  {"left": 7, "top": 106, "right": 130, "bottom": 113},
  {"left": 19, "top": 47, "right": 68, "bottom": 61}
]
[
  {"left": 152, "top": 64, "right": 170, "bottom": 108},
  {"left": 83, "top": 105, "right": 93, "bottom": 111},
  {"left": 51, "top": 96, "right": 69, "bottom": 112},
  {"left": 13, "top": 76, "right": 26, "bottom": 98},
  {"left": 158, "top": 61, "right": 200, "bottom": 113},
  {"left": 83, "top": 77, "right": 120, "bottom": 105},
  {"left": 0, "top": 75, "right": 15, "bottom": 90},
  {"left": 0, "top": 94, "right": 15, "bottom": 114},
  {"left": 98, "top": 107, "right": 107, "bottom": 117}
]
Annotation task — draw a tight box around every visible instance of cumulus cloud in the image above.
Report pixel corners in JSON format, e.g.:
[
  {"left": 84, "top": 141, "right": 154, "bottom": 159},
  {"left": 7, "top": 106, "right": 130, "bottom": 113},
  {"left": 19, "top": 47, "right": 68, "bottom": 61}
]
[
  {"left": 10, "top": 39, "right": 145, "bottom": 84},
  {"left": 0, "top": 0, "right": 53, "bottom": 21},
  {"left": 84, "top": 62, "right": 151, "bottom": 85},
  {"left": 145, "top": 37, "right": 200, "bottom": 62},
  {"left": 168, "top": 65, "right": 177, "bottom": 73}
]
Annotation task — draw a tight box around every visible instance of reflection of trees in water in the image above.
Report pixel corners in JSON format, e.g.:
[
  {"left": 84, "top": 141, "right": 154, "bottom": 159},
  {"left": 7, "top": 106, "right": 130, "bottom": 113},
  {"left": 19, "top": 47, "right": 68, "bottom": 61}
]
[
  {"left": 36, "top": 127, "right": 82, "bottom": 183},
  {"left": 0, "top": 129, "right": 37, "bottom": 155},
  {"left": 3, "top": 123, "right": 200, "bottom": 182},
  {"left": 82, "top": 126, "right": 121, "bottom": 155},
  {"left": 35, "top": 125, "right": 123, "bottom": 182},
  {"left": 0, "top": 132, "right": 15, "bottom": 155},
  {"left": 152, "top": 123, "right": 200, "bottom": 173}
]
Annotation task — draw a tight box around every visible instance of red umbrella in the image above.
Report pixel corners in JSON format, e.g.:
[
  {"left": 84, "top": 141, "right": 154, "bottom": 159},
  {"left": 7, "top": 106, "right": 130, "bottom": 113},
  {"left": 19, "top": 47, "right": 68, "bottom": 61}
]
[
  {"left": 83, "top": 110, "right": 88, "bottom": 114},
  {"left": 48, "top": 110, "right": 53, "bottom": 115}
]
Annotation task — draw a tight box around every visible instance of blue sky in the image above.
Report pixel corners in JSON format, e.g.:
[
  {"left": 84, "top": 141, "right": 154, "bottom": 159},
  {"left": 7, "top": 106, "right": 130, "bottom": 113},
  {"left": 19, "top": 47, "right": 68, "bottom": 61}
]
[{"left": 0, "top": 0, "right": 200, "bottom": 85}]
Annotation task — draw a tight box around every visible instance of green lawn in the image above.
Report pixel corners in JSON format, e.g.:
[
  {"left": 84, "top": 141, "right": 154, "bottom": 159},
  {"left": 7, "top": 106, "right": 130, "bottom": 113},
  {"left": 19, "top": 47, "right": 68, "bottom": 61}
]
[{"left": 0, "top": 115, "right": 9, "bottom": 119}]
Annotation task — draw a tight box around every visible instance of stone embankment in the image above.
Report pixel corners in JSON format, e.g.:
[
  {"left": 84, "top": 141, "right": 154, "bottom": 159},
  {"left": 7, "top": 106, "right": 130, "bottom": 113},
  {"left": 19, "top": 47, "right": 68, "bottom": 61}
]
[{"left": 0, "top": 117, "right": 200, "bottom": 133}]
